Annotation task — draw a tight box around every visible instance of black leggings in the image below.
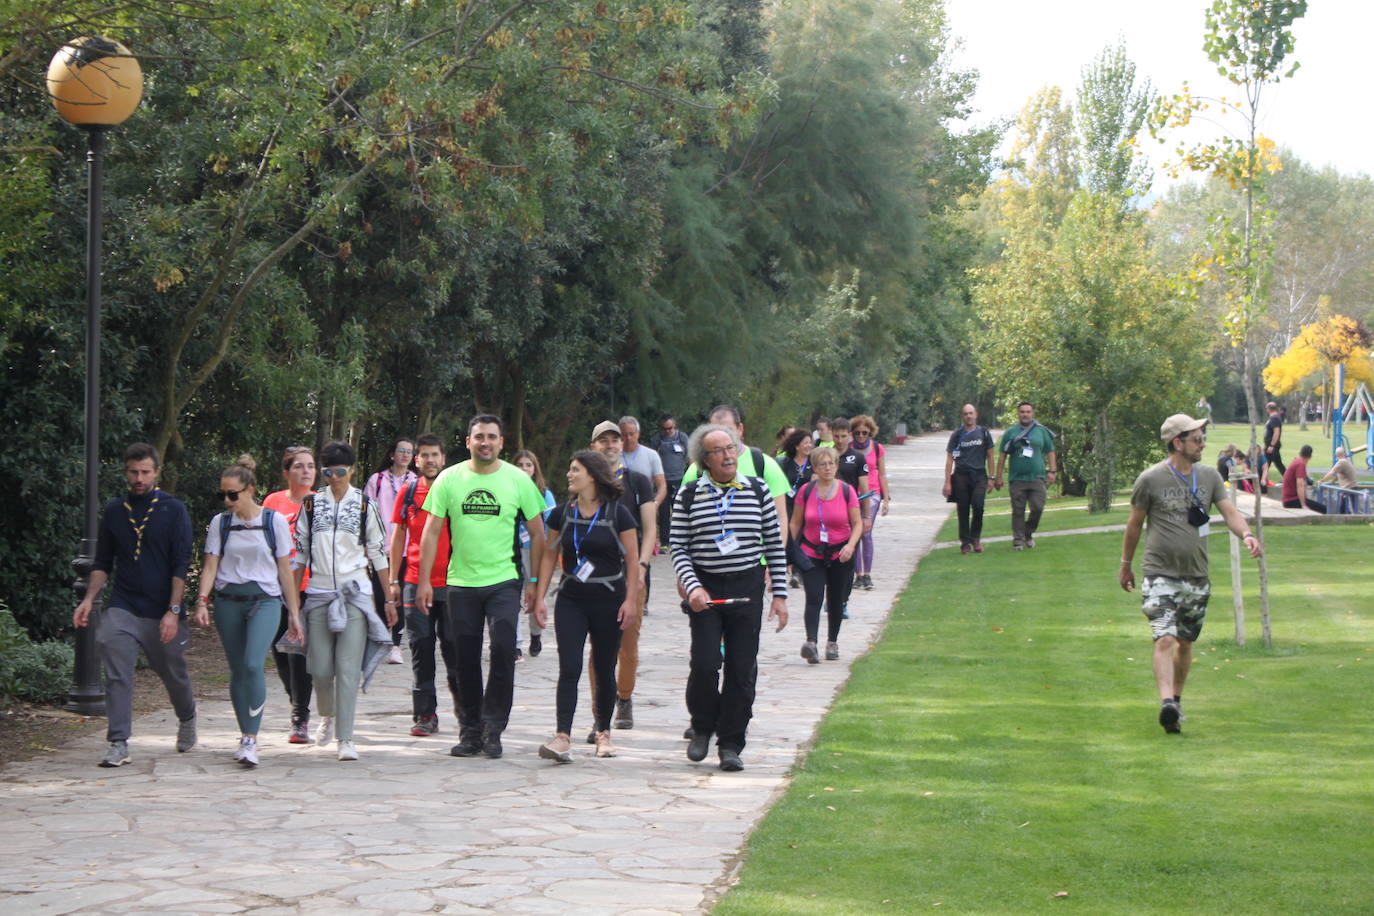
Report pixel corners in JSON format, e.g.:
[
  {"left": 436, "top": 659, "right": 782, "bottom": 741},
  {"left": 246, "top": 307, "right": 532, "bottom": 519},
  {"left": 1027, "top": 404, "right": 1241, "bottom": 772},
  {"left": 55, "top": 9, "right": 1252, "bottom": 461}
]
[
  {"left": 554, "top": 582, "right": 624, "bottom": 734},
  {"left": 272, "top": 601, "right": 313, "bottom": 724},
  {"left": 801, "top": 555, "right": 855, "bottom": 643}
]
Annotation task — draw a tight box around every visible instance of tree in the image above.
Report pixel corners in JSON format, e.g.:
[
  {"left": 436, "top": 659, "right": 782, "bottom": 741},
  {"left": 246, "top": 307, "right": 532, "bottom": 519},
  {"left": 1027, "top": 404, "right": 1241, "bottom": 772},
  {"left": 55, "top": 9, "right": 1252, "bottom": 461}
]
[{"left": 1263, "top": 315, "right": 1374, "bottom": 430}]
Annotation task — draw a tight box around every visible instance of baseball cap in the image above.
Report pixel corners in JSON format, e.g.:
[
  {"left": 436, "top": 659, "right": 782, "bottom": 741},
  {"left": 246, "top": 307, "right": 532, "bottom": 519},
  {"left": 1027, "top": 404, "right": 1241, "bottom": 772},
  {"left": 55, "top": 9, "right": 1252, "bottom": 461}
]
[
  {"left": 1160, "top": 414, "right": 1207, "bottom": 443},
  {"left": 591, "top": 420, "right": 622, "bottom": 442}
]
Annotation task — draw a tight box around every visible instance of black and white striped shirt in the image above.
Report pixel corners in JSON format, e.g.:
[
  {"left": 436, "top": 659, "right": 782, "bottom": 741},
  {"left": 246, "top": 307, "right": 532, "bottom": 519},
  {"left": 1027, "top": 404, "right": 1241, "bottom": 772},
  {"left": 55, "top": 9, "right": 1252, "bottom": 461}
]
[{"left": 670, "top": 475, "right": 788, "bottom": 597}]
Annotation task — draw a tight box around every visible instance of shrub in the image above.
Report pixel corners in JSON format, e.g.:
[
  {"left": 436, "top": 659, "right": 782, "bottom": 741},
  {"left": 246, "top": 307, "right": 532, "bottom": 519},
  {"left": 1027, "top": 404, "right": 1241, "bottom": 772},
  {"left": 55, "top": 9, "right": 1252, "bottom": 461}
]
[{"left": 0, "top": 603, "right": 75, "bottom": 705}]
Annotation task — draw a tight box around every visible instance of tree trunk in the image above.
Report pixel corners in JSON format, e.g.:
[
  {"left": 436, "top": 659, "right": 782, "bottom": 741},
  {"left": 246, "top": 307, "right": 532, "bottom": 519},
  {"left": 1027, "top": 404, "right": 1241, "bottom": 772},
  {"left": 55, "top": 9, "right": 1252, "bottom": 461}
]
[{"left": 1089, "top": 409, "right": 1113, "bottom": 513}]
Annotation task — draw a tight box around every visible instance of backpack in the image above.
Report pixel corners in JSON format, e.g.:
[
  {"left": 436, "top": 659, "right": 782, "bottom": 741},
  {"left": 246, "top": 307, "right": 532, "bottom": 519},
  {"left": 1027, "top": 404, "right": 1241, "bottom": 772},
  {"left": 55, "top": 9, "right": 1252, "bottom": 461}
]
[
  {"left": 549, "top": 498, "right": 628, "bottom": 584},
  {"left": 794, "top": 479, "right": 856, "bottom": 560},
  {"left": 217, "top": 507, "right": 278, "bottom": 556}
]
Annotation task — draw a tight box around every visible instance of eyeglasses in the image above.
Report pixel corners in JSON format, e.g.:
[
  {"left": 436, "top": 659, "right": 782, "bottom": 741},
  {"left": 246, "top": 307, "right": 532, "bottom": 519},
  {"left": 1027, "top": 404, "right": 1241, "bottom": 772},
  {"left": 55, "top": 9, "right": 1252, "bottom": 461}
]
[
  {"left": 322, "top": 467, "right": 351, "bottom": 478},
  {"left": 704, "top": 444, "right": 738, "bottom": 457},
  {"left": 218, "top": 486, "right": 250, "bottom": 501},
  {"left": 1186, "top": 434, "right": 1207, "bottom": 444},
  {"left": 395, "top": 448, "right": 414, "bottom": 456}
]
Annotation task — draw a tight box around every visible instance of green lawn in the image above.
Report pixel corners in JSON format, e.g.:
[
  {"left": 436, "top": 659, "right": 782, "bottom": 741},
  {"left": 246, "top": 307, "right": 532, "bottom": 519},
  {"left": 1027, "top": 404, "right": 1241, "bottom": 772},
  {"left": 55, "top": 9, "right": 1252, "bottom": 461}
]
[
  {"left": 716, "top": 527, "right": 1374, "bottom": 914},
  {"left": 1202, "top": 421, "right": 1373, "bottom": 477},
  {"left": 937, "top": 499, "right": 1131, "bottom": 542}
]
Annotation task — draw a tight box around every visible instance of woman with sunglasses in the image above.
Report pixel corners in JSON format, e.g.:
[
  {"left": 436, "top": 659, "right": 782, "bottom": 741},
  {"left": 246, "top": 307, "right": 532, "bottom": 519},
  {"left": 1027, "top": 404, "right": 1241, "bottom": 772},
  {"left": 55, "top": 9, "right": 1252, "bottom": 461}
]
[
  {"left": 294, "top": 441, "right": 395, "bottom": 761},
  {"left": 365, "top": 438, "right": 417, "bottom": 665},
  {"left": 193, "top": 456, "right": 302, "bottom": 767},
  {"left": 262, "top": 446, "right": 317, "bottom": 744},
  {"left": 847, "top": 415, "right": 890, "bottom": 590}
]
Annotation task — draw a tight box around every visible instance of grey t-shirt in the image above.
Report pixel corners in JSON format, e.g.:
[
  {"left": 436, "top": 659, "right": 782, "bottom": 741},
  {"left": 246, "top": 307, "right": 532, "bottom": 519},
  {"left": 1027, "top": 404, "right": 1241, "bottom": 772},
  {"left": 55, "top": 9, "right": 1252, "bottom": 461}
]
[
  {"left": 1130, "top": 460, "right": 1228, "bottom": 579},
  {"left": 622, "top": 444, "right": 664, "bottom": 482},
  {"left": 651, "top": 431, "right": 689, "bottom": 481}
]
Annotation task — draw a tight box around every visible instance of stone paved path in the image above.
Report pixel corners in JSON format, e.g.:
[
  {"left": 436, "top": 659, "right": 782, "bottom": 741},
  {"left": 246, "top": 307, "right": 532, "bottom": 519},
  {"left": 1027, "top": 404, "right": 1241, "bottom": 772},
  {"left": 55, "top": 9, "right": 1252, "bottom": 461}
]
[{"left": 0, "top": 434, "right": 951, "bottom": 915}]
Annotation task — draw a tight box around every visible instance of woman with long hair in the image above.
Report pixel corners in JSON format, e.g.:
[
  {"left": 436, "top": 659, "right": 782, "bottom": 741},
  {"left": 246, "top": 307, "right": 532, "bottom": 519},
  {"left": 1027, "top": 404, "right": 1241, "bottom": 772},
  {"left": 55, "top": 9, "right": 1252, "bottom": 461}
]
[
  {"left": 194, "top": 455, "right": 303, "bottom": 766},
  {"left": 531, "top": 450, "right": 639, "bottom": 762},
  {"left": 847, "top": 414, "right": 890, "bottom": 590},
  {"left": 364, "top": 438, "right": 416, "bottom": 663},
  {"left": 262, "top": 446, "right": 316, "bottom": 744},
  {"left": 513, "top": 448, "right": 557, "bottom": 658}
]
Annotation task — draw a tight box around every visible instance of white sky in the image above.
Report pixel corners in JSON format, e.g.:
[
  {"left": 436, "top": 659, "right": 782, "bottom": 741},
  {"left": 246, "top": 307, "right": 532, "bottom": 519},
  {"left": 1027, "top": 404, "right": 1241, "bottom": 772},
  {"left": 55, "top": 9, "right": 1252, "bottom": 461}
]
[{"left": 944, "top": 0, "right": 1371, "bottom": 187}]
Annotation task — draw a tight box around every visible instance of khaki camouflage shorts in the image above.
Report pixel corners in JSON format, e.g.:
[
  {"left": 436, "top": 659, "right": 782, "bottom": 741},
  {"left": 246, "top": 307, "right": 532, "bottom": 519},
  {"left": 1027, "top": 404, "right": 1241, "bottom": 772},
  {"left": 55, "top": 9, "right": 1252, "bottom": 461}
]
[{"left": 1141, "top": 575, "right": 1211, "bottom": 643}]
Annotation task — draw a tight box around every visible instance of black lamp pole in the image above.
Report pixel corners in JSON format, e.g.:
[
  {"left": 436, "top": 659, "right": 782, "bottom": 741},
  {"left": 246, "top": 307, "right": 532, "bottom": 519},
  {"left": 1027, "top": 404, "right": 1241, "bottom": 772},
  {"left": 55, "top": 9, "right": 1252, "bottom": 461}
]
[{"left": 67, "top": 125, "right": 109, "bottom": 716}]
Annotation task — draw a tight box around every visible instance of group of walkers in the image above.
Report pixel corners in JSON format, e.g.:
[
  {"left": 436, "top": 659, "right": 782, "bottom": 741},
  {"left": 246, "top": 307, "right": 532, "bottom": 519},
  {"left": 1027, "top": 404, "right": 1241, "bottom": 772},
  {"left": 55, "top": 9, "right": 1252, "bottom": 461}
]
[{"left": 74, "top": 405, "right": 892, "bottom": 774}]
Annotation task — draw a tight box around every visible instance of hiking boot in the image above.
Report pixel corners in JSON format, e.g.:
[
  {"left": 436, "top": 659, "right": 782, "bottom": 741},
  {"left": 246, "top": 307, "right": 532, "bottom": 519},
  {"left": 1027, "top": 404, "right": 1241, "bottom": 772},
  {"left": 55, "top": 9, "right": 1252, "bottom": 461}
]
[
  {"left": 539, "top": 733, "right": 573, "bottom": 763},
  {"left": 687, "top": 730, "right": 712, "bottom": 762},
  {"left": 237, "top": 736, "right": 259, "bottom": 767},
  {"left": 387, "top": 644, "right": 405, "bottom": 665},
  {"left": 1159, "top": 699, "right": 1182, "bottom": 734},
  {"left": 482, "top": 729, "right": 503, "bottom": 759},
  {"left": 789, "top": 573, "right": 801, "bottom": 589},
  {"left": 529, "top": 634, "right": 542, "bottom": 657},
  {"left": 718, "top": 747, "right": 744, "bottom": 771},
  {"left": 410, "top": 715, "right": 439, "bottom": 737},
  {"left": 449, "top": 734, "right": 483, "bottom": 757},
  {"left": 337, "top": 740, "right": 358, "bottom": 761},
  {"left": 595, "top": 730, "right": 617, "bottom": 758},
  {"left": 800, "top": 641, "right": 820, "bottom": 664},
  {"left": 615, "top": 697, "right": 634, "bottom": 729},
  {"left": 175, "top": 712, "right": 197, "bottom": 753},
  {"left": 315, "top": 717, "right": 334, "bottom": 746},
  {"left": 287, "top": 720, "right": 311, "bottom": 745},
  {"left": 683, "top": 726, "right": 695, "bottom": 740},
  {"left": 825, "top": 641, "right": 840, "bottom": 661},
  {"left": 960, "top": 543, "right": 971, "bottom": 555},
  {"left": 99, "top": 740, "right": 130, "bottom": 768}
]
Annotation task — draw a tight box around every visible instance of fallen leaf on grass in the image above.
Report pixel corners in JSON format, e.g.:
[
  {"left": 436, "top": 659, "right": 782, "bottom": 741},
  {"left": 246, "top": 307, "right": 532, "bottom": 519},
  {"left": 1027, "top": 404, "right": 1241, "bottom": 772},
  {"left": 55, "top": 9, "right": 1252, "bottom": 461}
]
[
  {"left": 1017, "top": 821, "right": 1030, "bottom": 828},
  {"left": 1236, "top": 674, "right": 1245, "bottom": 679},
  {"left": 788, "top": 844, "right": 798, "bottom": 848},
  {"left": 824, "top": 786, "right": 835, "bottom": 791},
  {"left": 991, "top": 627, "right": 1004, "bottom": 632},
  {"left": 826, "top": 805, "right": 837, "bottom": 811},
  {"left": 851, "top": 789, "right": 864, "bottom": 793},
  {"left": 923, "top": 791, "right": 935, "bottom": 796},
  {"left": 1054, "top": 891, "right": 1070, "bottom": 898}
]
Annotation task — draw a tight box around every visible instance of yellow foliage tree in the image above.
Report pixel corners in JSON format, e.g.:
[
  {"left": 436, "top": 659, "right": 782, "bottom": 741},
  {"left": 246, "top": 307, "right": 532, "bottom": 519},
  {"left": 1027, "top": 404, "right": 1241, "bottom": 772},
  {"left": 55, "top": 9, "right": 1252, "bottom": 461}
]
[{"left": 1263, "top": 315, "right": 1374, "bottom": 396}]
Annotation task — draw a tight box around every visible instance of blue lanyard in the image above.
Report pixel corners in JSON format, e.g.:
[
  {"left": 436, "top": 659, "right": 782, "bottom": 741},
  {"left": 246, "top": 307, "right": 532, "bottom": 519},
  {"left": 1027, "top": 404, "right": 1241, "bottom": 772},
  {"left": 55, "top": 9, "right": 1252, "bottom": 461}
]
[
  {"left": 570, "top": 502, "right": 602, "bottom": 560},
  {"left": 1168, "top": 463, "right": 1201, "bottom": 505},
  {"left": 711, "top": 485, "right": 737, "bottom": 532}
]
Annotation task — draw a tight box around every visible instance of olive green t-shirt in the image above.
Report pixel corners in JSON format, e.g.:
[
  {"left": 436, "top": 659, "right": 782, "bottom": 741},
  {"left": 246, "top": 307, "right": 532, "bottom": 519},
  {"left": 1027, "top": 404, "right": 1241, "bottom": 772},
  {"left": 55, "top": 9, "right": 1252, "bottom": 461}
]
[
  {"left": 1130, "top": 459, "right": 1228, "bottom": 579},
  {"left": 422, "top": 460, "right": 547, "bottom": 588}
]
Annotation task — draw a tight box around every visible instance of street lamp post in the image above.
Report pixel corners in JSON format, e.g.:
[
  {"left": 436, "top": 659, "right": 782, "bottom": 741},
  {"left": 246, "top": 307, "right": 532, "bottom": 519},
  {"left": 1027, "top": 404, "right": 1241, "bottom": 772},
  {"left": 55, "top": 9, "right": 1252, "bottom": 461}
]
[{"left": 47, "top": 37, "right": 143, "bottom": 715}]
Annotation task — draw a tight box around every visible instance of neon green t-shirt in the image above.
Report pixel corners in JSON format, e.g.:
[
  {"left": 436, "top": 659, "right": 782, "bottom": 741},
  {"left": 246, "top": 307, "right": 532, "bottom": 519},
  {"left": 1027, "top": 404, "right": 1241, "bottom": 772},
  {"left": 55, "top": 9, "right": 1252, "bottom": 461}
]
[{"left": 422, "top": 460, "right": 547, "bottom": 588}]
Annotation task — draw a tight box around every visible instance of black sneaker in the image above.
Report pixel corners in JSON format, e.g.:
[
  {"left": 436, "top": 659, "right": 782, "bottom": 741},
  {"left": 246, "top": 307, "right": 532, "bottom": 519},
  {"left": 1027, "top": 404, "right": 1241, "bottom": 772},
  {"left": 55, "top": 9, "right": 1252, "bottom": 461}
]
[
  {"left": 482, "top": 731, "right": 504, "bottom": 758},
  {"left": 529, "top": 634, "right": 542, "bottom": 657},
  {"left": 1159, "top": 700, "right": 1182, "bottom": 734},
  {"left": 683, "top": 726, "right": 695, "bottom": 740},
  {"left": 718, "top": 747, "right": 744, "bottom": 771},
  {"left": 449, "top": 735, "right": 483, "bottom": 757},
  {"left": 687, "top": 731, "right": 712, "bottom": 762},
  {"left": 587, "top": 728, "right": 598, "bottom": 745},
  {"left": 615, "top": 697, "right": 634, "bottom": 729}
]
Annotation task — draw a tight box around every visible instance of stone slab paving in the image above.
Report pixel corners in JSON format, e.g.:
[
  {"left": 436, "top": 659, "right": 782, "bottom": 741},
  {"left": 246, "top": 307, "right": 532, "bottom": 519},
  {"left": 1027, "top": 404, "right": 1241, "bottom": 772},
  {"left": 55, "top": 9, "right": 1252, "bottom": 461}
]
[{"left": 0, "top": 434, "right": 952, "bottom": 915}]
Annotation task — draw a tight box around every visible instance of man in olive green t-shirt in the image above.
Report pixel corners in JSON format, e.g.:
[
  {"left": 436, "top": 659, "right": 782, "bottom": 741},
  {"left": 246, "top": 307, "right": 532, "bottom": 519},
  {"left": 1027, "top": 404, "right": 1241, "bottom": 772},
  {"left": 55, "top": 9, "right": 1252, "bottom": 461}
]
[
  {"left": 417, "top": 414, "right": 546, "bottom": 759},
  {"left": 993, "top": 401, "right": 1057, "bottom": 550},
  {"left": 1119, "top": 414, "right": 1261, "bottom": 735}
]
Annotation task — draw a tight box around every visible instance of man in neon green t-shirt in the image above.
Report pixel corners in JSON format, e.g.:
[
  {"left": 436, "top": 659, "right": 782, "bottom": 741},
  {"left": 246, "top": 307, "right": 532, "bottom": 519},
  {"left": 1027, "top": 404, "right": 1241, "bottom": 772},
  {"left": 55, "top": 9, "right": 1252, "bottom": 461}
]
[{"left": 417, "top": 414, "right": 546, "bottom": 760}]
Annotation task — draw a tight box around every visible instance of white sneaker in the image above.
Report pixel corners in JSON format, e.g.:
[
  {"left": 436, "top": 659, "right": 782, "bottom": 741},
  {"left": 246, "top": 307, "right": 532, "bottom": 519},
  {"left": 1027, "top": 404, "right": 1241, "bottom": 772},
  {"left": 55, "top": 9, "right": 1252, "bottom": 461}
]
[
  {"left": 337, "top": 740, "right": 358, "bottom": 761},
  {"left": 237, "top": 736, "right": 259, "bottom": 767},
  {"left": 315, "top": 717, "right": 333, "bottom": 745},
  {"left": 387, "top": 645, "right": 404, "bottom": 664}
]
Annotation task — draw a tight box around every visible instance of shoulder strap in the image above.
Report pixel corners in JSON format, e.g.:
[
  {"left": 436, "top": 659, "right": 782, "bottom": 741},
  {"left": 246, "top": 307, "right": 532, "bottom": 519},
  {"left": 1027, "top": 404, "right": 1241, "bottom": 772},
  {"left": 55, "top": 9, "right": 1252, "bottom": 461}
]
[
  {"left": 681, "top": 476, "right": 704, "bottom": 514},
  {"left": 798, "top": 481, "right": 816, "bottom": 510},
  {"left": 749, "top": 446, "right": 765, "bottom": 476},
  {"left": 401, "top": 479, "right": 420, "bottom": 523},
  {"left": 218, "top": 511, "right": 233, "bottom": 551},
  {"left": 358, "top": 493, "right": 370, "bottom": 548},
  {"left": 302, "top": 493, "right": 315, "bottom": 574},
  {"left": 261, "top": 507, "right": 278, "bottom": 555}
]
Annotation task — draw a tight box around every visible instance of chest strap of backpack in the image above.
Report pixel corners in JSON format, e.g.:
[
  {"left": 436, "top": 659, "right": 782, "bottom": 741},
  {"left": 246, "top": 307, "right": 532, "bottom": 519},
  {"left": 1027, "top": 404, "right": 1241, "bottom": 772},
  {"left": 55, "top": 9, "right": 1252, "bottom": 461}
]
[
  {"left": 795, "top": 480, "right": 848, "bottom": 560},
  {"left": 560, "top": 499, "right": 628, "bottom": 587},
  {"left": 219, "top": 507, "right": 279, "bottom": 555}
]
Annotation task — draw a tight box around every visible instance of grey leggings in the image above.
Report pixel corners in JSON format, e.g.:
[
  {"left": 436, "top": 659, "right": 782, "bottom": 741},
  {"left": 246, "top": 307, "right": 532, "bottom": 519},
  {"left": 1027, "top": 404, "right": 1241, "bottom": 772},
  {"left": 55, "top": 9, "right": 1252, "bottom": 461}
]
[{"left": 304, "top": 593, "right": 369, "bottom": 742}]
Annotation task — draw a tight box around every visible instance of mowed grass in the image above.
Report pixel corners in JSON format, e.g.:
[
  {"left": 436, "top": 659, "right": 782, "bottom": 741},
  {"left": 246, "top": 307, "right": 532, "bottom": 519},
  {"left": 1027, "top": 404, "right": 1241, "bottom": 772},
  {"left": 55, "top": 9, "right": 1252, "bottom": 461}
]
[
  {"left": 715, "top": 526, "right": 1374, "bottom": 915},
  {"left": 1202, "top": 421, "right": 1373, "bottom": 479}
]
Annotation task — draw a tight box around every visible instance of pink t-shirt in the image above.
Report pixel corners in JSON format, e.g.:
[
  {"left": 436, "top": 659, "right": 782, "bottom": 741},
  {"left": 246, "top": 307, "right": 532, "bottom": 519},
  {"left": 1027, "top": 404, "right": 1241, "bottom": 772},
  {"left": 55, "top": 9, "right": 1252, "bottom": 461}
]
[{"left": 798, "top": 480, "right": 859, "bottom": 560}]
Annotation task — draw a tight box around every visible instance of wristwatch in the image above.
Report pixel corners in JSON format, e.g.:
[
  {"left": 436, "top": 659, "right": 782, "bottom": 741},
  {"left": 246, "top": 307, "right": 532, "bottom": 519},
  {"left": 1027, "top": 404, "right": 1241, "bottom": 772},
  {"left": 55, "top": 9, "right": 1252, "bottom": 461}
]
[{"left": 168, "top": 604, "right": 186, "bottom": 619}]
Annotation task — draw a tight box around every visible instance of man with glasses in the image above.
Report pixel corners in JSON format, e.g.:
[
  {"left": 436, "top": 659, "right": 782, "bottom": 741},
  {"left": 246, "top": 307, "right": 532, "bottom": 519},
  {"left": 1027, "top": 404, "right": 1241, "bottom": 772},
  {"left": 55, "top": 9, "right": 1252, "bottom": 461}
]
[
  {"left": 993, "top": 402, "right": 1057, "bottom": 550},
  {"left": 650, "top": 414, "right": 689, "bottom": 548},
  {"left": 73, "top": 443, "right": 197, "bottom": 767},
  {"left": 1119, "top": 415, "right": 1261, "bottom": 734},
  {"left": 671, "top": 424, "right": 788, "bottom": 771}
]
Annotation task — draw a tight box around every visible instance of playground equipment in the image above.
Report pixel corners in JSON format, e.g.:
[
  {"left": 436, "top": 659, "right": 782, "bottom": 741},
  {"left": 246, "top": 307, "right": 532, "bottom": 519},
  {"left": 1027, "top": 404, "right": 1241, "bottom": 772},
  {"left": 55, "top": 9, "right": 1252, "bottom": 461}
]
[{"left": 1330, "top": 363, "right": 1373, "bottom": 469}]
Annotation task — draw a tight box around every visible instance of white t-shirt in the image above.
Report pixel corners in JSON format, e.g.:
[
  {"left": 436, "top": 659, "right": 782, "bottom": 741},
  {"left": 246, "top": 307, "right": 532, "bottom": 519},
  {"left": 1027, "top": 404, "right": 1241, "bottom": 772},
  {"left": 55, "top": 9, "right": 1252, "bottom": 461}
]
[
  {"left": 622, "top": 444, "right": 664, "bottom": 481},
  {"left": 204, "top": 509, "right": 294, "bottom": 596}
]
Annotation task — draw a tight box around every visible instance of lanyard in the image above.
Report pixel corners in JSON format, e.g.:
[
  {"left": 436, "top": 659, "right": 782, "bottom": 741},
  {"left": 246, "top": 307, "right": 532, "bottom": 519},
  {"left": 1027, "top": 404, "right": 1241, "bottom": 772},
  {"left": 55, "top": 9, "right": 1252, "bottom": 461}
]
[
  {"left": 570, "top": 502, "right": 602, "bottom": 560},
  {"left": 123, "top": 493, "right": 160, "bottom": 562},
  {"left": 711, "top": 484, "right": 737, "bottom": 533},
  {"left": 1168, "top": 462, "right": 1201, "bottom": 506}
]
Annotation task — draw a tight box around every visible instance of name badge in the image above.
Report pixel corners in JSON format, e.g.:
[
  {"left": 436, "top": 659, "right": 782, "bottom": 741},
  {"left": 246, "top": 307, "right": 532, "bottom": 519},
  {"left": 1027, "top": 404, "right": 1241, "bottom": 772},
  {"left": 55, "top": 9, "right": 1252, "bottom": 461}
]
[
  {"left": 787, "top": 487, "right": 797, "bottom": 498},
  {"left": 573, "top": 558, "right": 594, "bottom": 582},
  {"left": 951, "top": 448, "right": 961, "bottom": 458},
  {"left": 673, "top": 443, "right": 683, "bottom": 452},
  {"left": 1021, "top": 446, "right": 1034, "bottom": 458},
  {"left": 1198, "top": 522, "right": 1210, "bottom": 538},
  {"left": 714, "top": 530, "right": 740, "bottom": 555},
  {"left": 818, "top": 526, "right": 830, "bottom": 544},
  {"left": 519, "top": 526, "right": 532, "bottom": 547}
]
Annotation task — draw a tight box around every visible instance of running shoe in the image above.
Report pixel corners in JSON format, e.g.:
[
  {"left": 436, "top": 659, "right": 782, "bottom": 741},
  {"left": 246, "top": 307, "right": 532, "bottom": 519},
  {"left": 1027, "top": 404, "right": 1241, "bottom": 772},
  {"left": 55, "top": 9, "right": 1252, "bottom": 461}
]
[
  {"left": 961, "top": 543, "right": 971, "bottom": 555},
  {"left": 237, "top": 736, "right": 259, "bottom": 767},
  {"left": 287, "top": 721, "right": 311, "bottom": 744},
  {"left": 973, "top": 540, "right": 984, "bottom": 553},
  {"left": 1159, "top": 699, "right": 1182, "bottom": 734},
  {"left": 539, "top": 733, "right": 573, "bottom": 763},
  {"left": 410, "top": 715, "right": 439, "bottom": 737},
  {"left": 529, "top": 634, "right": 542, "bottom": 657},
  {"left": 337, "top": 740, "right": 358, "bottom": 761},
  {"left": 800, "top": 641, "right": 820, "bottom": 664},
  {"left": 387, "top": 645, "right": 404, "bottom": 665},
  {"left": 315, "top": 716, "right": 334, "bottom": 745},
  {"left": 99, "top": 740, "right": 130, "bottom": 768},
  {"left": 594, "top": 730, "right": 616, "bottom": 758},
  {"left": 825, "top": 641, "right": 840, "bottom": 661},
  {"left": 1026, "top": 537, "right": 1036, "bottom": 549},
  {"left": 175, "top": 711, "right": 197, "bottom": 752}
]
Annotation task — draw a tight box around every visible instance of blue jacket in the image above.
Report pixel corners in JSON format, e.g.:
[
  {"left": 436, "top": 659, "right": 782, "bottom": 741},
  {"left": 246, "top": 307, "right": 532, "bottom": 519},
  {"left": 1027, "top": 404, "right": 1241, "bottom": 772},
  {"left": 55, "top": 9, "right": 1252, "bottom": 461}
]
[{"left": 93, "top": 489, "right": 193, "bottom": 619}]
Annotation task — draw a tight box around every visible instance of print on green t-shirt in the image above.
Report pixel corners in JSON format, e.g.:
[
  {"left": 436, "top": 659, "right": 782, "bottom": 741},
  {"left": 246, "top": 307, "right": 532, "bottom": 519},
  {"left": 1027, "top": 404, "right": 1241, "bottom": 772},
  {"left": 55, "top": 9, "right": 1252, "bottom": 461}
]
[{"left": 421, "top": 461, "right": 547, "bottom": 588}]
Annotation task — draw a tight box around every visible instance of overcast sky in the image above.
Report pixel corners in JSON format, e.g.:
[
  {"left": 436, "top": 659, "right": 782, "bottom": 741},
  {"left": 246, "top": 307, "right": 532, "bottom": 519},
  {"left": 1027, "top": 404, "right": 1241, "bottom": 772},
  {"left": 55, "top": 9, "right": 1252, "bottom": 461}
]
[{"left": 943, "top": 0, "right": 1369, "bottom": 187}]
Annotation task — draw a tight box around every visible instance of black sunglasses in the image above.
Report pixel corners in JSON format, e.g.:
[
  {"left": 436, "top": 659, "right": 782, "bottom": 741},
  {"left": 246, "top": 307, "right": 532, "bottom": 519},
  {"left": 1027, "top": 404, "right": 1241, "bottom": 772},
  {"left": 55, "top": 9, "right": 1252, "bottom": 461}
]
[
  {"left": 218, "top": 486, "right": 249, "bottom": 501},
  {"left": 322, "top": 467, "right": 351, "bottom": 478}
]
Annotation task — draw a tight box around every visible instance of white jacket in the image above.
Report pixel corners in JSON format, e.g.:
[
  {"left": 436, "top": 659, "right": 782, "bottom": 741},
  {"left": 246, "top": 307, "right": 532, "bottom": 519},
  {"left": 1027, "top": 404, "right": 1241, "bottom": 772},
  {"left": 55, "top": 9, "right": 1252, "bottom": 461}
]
[{"left": 292, "top": 485, "right": 389, "bottom": 594}]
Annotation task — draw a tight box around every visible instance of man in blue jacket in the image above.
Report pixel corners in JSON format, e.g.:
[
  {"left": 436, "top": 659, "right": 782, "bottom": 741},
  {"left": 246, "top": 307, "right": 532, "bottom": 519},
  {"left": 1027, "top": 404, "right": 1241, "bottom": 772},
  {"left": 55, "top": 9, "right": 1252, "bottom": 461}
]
[{"left": 74, "top": 442, "right": 197, "bottom": 767}]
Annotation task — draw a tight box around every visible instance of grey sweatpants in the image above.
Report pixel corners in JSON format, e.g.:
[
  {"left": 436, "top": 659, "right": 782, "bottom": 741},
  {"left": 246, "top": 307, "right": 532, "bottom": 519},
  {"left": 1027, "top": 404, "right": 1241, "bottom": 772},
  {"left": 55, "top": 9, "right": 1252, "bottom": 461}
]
[
  {"left": 97, "top": 605, "right": 196, "bottom": 743},
  {"left": 304, "top": 593, "right": 369, "bottom": 742}
]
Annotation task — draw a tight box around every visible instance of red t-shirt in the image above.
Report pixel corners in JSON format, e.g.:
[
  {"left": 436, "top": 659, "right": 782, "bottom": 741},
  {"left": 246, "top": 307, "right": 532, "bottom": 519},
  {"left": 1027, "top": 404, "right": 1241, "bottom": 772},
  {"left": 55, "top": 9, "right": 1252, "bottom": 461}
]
[
  {"left": 797, "top": 480, "right": 859, "bottom": 560},
  {"left": 392, "top": 476, "right": 451, "bottom": 587},
  {"left": 262, "top": 489, "right": 309, "bottom": 590},
  {"left": 1281, "top": 457, "right": 1308, "bottom": 504}
]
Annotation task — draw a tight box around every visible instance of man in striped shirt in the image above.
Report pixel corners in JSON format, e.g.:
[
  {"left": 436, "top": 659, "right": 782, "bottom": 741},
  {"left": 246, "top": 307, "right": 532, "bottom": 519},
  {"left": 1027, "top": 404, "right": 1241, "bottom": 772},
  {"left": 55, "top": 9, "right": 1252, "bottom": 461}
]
[{"left": 671, "top": 424, "right": 789, "bottom": 772}]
